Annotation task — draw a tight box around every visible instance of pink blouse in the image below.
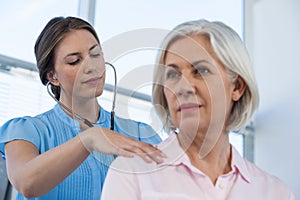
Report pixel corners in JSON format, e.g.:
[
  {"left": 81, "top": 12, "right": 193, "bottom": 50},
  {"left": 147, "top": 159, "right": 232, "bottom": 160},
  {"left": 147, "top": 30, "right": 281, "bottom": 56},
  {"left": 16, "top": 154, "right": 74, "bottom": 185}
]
[{"left": 101, "top": 133, "right": 297, "bottom": 200}]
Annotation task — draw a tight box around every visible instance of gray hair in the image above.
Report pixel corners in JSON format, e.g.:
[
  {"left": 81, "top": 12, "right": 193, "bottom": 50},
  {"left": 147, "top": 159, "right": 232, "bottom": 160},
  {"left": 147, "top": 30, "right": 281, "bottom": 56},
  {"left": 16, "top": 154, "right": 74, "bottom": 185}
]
[{"left": 152, "top": 19, "right": 259, "bottom": 132}]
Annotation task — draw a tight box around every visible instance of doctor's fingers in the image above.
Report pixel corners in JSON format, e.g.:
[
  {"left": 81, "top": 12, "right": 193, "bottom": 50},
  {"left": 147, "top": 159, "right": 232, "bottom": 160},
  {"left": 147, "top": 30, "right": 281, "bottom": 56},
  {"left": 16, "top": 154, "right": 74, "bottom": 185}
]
[
  {"left": 85, "top": 127, "right": 167, "bottom": 163},
  {"left": 119, "top": 139, "right": 167, "bottom": 164}
]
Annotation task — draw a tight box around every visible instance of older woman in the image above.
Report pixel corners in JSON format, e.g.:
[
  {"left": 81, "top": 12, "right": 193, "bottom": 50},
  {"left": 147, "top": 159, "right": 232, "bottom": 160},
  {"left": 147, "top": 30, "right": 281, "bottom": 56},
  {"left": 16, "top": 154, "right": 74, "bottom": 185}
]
[{"left": 101, "top": 19, "right": 296, "bottom": 199}]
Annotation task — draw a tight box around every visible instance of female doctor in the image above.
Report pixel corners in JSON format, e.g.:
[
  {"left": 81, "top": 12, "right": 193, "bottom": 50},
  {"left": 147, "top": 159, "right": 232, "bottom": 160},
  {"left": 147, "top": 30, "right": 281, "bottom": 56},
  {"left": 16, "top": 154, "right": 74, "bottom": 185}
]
[{"left": 0, "top": 16, "right": 165, "bottom": 200}]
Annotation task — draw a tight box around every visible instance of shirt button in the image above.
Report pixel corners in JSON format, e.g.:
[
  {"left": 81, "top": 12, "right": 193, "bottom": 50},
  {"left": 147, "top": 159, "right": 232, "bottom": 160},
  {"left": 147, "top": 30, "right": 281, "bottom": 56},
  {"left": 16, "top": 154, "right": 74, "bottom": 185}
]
[{"left": 218, "top": 183, "right": 225, "bottom": 189}]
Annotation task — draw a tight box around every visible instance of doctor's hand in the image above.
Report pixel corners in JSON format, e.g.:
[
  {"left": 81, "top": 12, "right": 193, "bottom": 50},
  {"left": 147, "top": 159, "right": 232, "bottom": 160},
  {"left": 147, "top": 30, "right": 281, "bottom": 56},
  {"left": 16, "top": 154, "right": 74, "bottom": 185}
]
[{"left": 79, "top": 126, "right": 166, "bottom": 164}]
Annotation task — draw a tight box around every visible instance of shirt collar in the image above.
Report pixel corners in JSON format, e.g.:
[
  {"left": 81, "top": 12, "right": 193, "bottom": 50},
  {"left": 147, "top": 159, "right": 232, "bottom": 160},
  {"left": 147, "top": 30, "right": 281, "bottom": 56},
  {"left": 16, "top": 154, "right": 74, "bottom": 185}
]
[
  {"left": 157, "top": 132, "right": 193, "bottom": 167},
  {"left": 231, "top": 145, "right": 252, "bottom": 183},
  {"left": 97, "top": 106, "right": 109, "bottom": 125},
  {"left": 157, "top": 132, "right": 252, "bottom": 183},
  {"left": 54, "top": 103, "right": 80, "bottom": 131}
]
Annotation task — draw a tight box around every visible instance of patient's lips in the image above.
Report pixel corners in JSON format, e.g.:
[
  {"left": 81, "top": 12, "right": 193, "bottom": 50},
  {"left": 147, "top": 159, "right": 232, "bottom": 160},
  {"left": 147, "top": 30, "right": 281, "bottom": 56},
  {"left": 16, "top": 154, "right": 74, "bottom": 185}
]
[{"left": 178, "top": 103, "right": 201, "bottom": 113}]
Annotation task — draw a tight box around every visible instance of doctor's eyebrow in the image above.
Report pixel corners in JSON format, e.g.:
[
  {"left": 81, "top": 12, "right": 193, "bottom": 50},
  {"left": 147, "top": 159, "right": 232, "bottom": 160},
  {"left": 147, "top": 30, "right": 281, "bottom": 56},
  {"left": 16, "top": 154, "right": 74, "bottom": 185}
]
[
  {"left": 89, "top": 44, "right": 100, "bottom": 51},
  {"left": 64, "top": 44, "right": 101, "bottom": 58}
]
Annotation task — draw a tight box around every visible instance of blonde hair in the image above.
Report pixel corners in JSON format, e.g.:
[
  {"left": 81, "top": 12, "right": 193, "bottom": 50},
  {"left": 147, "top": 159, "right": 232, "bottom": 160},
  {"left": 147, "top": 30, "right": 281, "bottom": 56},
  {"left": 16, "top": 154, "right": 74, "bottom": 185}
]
[{"left": 152, "top": 19, "right": 259, "bottom": 132}]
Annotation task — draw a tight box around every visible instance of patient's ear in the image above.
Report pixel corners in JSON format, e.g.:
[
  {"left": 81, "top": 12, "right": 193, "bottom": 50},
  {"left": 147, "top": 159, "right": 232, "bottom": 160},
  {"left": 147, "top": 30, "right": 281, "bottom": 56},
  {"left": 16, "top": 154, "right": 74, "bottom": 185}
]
[
  {"left": 232, "top": 76, "right": 246, "bottom": 101},
  {"left": 47, "top": 72, "right": 59, "bottom": 86}
]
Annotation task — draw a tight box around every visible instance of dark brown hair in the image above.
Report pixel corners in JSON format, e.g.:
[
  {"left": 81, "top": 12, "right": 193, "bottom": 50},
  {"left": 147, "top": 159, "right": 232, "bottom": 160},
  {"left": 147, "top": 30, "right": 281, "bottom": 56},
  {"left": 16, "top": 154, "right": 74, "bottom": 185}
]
[{"left": 34, "top": 16, "right": 100, "bottom": 100}]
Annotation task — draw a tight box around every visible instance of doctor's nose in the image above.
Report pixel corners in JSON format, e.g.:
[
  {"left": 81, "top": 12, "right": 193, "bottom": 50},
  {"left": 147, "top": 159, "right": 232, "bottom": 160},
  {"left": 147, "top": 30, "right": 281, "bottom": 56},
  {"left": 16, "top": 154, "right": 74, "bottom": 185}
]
[
  {"left": 83, "top": 57, "right": 96, "bottom": 74},
  {"left": 83, "top": 57, "right": 105, "bottom": 74}
]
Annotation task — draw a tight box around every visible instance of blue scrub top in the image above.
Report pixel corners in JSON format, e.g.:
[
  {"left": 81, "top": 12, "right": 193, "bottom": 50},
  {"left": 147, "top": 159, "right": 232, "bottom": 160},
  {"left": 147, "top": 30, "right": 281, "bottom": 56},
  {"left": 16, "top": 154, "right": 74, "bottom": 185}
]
[{"left": 0, "top": 104, "right": 162, "bottom": 200}]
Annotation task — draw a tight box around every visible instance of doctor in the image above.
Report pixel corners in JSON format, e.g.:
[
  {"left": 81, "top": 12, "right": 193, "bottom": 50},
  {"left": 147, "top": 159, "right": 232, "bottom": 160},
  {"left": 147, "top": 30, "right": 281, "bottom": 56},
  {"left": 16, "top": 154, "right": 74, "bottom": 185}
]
[{"left": 0, "top": 16, "right": 165, "bottom": 200}]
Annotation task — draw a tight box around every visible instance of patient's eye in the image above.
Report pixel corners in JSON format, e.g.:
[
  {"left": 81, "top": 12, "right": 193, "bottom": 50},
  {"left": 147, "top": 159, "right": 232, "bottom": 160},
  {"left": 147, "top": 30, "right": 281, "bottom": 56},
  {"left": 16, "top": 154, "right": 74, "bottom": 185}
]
[
  {"left": 165, "top": 68, "right": 181, "bottom": 79},
  {"left": 195, "top": 67, "right": 210, "bottom": 75}
]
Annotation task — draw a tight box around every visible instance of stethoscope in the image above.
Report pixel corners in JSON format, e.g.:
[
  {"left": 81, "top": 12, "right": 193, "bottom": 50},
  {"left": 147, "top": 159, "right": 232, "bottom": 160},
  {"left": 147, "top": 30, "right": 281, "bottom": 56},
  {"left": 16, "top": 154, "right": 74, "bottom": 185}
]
[{"left": 46, "top": 62, "right": 117, "bottom": 130}]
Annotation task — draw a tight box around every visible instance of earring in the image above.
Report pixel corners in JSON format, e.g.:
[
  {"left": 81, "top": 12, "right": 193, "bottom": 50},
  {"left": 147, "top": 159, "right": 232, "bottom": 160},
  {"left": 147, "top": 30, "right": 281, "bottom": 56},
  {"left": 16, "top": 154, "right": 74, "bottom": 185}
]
[
  {"left": 53, "top": 76, "right": 57, "bottom": 80},
  {"left": 232, "top": 93, "right": 240, "bottom": 101}
]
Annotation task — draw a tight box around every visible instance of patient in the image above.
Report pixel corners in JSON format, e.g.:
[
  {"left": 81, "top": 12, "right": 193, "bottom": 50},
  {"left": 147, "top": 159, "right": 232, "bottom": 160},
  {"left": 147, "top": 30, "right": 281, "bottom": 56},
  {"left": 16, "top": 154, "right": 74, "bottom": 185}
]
[{"left": 101, "top": 19, "right": 296, "bottom": 199}]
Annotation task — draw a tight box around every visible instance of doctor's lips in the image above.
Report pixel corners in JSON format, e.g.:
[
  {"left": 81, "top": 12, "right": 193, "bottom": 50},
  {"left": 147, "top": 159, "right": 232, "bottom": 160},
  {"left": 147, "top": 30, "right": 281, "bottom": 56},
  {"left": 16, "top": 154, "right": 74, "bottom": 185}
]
[
  {"left": 178, "top": 103, "right": 201, "bottom": 112},
  {"left": 82, "top": 76, "right": 103, "bottom": 85}
]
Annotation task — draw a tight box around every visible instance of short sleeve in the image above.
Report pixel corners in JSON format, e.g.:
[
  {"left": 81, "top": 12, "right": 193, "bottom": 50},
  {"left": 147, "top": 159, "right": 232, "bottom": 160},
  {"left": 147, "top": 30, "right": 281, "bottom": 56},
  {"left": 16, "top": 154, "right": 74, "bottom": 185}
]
[
  {"left": 0, "top": 143, "right": 4, "bottom": 160},
  {"left": 0, "top": 117, "right": 41, "bottom": 159}
]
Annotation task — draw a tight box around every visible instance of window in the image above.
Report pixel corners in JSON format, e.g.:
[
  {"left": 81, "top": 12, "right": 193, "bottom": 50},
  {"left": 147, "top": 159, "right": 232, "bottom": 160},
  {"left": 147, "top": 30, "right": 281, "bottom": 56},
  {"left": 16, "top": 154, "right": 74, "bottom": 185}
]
[
  {"left": 0, "top": 68, "right": 54, "bottom": 125},
  {"left": 0, "top": 0, "right": 246, "bottom": 155},
  {"left": 0, "top": 0, "right": 78, "bottom": 63}
]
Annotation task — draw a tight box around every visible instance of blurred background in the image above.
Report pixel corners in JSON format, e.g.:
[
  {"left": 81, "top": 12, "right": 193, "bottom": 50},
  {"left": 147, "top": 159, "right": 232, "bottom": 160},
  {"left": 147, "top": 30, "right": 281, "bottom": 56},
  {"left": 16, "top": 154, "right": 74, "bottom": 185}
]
[{"left": 0, "top": 0, "right": 299, "bottom": 199}]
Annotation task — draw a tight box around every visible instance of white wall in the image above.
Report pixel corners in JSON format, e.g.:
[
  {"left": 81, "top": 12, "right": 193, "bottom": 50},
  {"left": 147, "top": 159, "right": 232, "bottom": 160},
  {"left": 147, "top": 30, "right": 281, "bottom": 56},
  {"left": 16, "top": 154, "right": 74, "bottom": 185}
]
[{"left": 253, "top": 0, "right": 300, "bottom": 197}]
